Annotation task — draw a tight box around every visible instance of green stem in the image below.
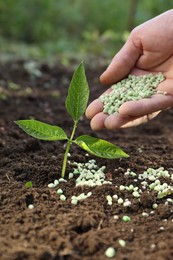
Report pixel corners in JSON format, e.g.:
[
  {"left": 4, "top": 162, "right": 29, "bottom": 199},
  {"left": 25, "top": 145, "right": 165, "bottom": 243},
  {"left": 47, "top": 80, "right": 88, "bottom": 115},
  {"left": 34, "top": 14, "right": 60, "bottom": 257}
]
[{"left": 61, "top": 121, "right": 78, "bottom": 178}]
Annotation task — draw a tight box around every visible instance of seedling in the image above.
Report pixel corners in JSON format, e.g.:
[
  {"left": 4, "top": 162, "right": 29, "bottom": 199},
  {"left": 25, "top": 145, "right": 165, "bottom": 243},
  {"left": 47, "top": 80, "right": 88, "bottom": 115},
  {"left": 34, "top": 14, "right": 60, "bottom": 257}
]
[{"left": 15, "top": 62, "right": 128, "bottom": 178}]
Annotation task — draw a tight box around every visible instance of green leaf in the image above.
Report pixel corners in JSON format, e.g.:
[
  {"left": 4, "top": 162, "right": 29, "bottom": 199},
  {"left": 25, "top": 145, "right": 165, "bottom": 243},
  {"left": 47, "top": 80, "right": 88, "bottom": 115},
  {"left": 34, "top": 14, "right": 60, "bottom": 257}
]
[
  {"left": 75, "top": 135, "right": 129, "bottom": 159},
  {"left": 15, "top": 120, "right": 68, "bottom": 141},
  {"left": 65, "top": 62, "right": 89, "bottom": 122}
]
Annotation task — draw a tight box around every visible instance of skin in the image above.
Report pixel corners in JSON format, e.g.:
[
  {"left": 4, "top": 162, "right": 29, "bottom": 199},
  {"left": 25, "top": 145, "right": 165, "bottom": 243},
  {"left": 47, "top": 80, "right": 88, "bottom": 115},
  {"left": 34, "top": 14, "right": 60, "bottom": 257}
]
[{"left": 86, "top": 10, "right": 173, "bottom": 130}]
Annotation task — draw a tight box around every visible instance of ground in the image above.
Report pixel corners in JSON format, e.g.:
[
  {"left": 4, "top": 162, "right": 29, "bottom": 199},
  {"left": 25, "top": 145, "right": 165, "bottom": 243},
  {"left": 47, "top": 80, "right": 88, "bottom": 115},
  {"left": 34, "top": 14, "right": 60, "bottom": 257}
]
[{"left": 0, "top": 60, "right": 173, "bottom": 260}]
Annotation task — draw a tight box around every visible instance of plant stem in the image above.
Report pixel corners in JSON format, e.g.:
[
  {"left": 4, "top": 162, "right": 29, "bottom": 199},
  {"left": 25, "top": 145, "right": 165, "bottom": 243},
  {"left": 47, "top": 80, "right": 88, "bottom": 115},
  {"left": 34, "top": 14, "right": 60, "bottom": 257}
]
[{"left": 61, "top": 121, "right": 78, "bottom": 178}]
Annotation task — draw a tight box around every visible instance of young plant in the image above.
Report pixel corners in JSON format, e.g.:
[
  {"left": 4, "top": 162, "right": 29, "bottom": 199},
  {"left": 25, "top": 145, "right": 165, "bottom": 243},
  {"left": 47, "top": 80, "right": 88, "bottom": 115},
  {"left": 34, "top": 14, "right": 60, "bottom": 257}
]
[{"left": 15, "top": 62, "right": 128, "bottom": 178}]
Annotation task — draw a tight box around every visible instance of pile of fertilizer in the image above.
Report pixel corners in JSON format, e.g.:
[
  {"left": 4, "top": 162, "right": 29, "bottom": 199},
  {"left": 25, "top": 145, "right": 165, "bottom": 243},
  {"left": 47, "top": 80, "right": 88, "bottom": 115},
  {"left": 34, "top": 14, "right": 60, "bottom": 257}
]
[{"left": 100, "top": 73, "right": 165, "bottom": 115}]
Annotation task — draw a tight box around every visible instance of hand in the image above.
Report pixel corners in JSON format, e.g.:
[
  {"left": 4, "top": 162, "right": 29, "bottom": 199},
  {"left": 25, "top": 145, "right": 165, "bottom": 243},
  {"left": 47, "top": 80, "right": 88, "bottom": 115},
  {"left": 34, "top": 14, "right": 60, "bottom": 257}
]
[{"left": 86, "top": 10, "right": 173, "bottom": 130}]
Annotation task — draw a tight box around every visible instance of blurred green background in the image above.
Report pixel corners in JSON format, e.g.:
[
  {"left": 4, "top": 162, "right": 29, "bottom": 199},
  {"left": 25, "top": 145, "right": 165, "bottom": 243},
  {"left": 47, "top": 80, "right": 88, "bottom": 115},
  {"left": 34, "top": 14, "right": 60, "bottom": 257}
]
[{"left": 0, "top": 0, "right": 172, "bottom": 65}]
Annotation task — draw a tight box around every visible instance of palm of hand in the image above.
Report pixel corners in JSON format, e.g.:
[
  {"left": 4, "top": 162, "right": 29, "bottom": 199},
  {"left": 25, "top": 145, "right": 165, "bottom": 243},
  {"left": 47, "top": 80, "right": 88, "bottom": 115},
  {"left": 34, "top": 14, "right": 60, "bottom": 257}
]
[
  {"left": 86, "top": 56, "right": 173, "bottom": 130},
  {"left": 86, "top": 11, "right": 173, "bottom": 130}
]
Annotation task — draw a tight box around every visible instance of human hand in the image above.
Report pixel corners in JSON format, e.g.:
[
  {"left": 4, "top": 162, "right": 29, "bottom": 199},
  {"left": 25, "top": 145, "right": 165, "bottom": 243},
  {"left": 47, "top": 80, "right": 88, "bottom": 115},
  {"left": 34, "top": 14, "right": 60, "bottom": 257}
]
[{"left": 86, "top": 10, "right": 173, "bottom": 130}]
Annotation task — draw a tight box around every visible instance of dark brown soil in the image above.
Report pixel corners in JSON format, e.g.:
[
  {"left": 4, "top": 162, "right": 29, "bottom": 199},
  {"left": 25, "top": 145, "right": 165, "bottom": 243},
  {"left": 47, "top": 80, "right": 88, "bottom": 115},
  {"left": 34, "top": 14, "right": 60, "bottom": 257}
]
[{"left": 0, "top": 60, "right": 173, "bottom": 260}]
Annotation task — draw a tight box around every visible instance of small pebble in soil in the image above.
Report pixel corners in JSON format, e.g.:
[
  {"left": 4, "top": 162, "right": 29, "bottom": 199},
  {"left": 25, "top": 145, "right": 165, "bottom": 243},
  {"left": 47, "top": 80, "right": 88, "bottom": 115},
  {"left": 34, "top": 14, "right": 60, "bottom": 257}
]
[
  {"left": 105, "top": 247, "right": 116, "bottom": 258},
  {"left": 157, "top": 241, "right": 167, "bottom": 249}
]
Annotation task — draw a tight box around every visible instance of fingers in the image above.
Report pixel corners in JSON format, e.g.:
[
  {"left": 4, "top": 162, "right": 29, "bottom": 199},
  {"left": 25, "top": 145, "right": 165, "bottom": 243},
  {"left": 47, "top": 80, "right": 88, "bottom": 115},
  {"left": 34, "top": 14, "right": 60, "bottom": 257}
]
[
  {"left": 100, "top": 37, "right": 141, "bottom": 86},
  {"left": 104, "top": 94, "right": 173, "bottom": 130},
  {"left": 86, "top": 79, "right": 173, "bottom": 131},
  {"left": 118, "top": 77, "right": 173, "bottom": 117},
  {"left": 105, "top": 111, "right": 161, "bottom": 129},
  {"left": 90, "top": 112, "right": 108, "bottom": 131},
  {"left": 85, "top": 99, "right": 104, "bottom": 119},
  {"left": 88, "top": 110, "right": 161, "bottom": 131},
  {"left": 157, "top": 78, "right": 173, "bottom": 96},
  {"left": 119, "top": 94, "right": 173, "bottom": 117},
  {"left": 85, "top": 88, "right": 113, "bottom": 119},
  {"left": 87, "top": 93, "right": 173, "bottom": 131},
  {"left": 120, "top": 111, "right": 161, "bottom": 128},
  {"left": 104, "top": 113, "right": 141, "bottom": 129}
]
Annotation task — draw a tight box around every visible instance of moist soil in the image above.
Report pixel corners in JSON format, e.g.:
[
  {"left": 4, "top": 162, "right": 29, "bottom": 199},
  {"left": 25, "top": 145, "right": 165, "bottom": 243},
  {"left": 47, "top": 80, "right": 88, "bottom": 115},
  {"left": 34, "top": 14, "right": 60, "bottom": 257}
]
[{"left": 0, "top": 60, "right": 173, "bottom": 260}]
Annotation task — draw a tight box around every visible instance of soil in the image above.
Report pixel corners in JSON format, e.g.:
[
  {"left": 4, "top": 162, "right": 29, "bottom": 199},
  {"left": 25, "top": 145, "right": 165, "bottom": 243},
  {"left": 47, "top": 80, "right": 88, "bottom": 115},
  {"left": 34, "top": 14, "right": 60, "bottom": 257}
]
[{"left": 0, "top": 60, "right": 173, "bottom": 260}]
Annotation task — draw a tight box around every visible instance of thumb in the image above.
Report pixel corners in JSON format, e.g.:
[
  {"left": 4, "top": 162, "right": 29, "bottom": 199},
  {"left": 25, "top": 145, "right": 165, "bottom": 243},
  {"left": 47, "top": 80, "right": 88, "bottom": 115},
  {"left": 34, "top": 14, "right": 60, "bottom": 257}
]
[{"left": 100, "top": 37, "right": 141, "bottom": 85}]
